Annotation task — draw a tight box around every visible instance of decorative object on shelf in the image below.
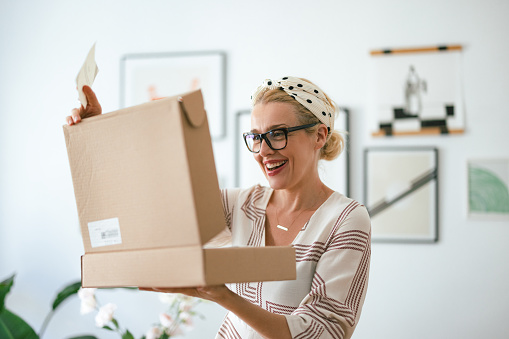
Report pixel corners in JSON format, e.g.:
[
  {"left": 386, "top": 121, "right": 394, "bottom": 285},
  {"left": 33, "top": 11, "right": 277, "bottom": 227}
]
[
  {"left": 468, "top": 158, "right": 509, "bottom": 220},
  {"left": 364, "top": 147, "right": 439, "bottom": 243},
  {"left": 0, "top": 274, "right": 203, "bottom": 339},
  {"left": 234, "top": 108, "right": 350, "bottom": 196},
  {"left": 120, "top": 51, "right": 227, "bottom": 140},
  {"left": 370, "top": 45, "right": 464, "bottom": 137}
]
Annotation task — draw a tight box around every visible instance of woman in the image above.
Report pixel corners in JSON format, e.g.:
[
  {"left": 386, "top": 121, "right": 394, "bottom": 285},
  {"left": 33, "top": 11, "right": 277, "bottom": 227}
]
[{"left": 67, "top": 76, "right": 371, "bottom": 339}]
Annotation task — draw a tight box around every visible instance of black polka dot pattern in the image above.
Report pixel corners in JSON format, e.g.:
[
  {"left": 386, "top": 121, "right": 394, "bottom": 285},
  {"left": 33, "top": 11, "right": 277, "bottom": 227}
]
[{"left": 251, "top": 76, "right": 335, "bottom": 133}]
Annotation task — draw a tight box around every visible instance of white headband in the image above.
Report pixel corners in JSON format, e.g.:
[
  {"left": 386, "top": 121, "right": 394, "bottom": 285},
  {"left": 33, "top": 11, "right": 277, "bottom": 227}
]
[{"left": 251, "top": 76, "right": 335, "bottom": 133}]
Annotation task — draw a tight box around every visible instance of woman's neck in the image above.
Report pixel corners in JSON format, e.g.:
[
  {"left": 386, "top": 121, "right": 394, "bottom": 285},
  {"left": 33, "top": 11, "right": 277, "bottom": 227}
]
[{"left": 271, "top": 177, "right": 332, "bottom": 212}]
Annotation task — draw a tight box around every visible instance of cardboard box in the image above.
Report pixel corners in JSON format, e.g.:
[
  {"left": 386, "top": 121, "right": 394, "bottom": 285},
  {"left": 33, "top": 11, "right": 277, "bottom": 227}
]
[{"left": 63, "top": 89, "right": 296, "bottom": 288}]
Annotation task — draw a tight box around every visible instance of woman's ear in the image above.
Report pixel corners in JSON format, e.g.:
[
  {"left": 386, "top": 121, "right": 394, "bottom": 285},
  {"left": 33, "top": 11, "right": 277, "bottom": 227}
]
[{"left": 315, "top": 124, "right": 328, "bottom": 150}]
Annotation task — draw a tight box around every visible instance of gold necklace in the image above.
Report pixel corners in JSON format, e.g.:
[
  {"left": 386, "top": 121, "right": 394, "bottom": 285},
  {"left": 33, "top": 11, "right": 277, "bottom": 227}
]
[
  {"left": 275, "top": 193, "right": 323, "bottom": 231},
  {"left": 276, "top": 208, "right": 307, "bottom": 231}
]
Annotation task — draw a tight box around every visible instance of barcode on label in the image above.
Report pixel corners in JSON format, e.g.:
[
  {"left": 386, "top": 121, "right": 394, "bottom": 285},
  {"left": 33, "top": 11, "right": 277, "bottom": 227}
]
[
  {"left": 101, "top": 229, "right": 119, "bottom": 239},
  {"left": 88, "top": 217, "right": 122, "bottom": 248}
]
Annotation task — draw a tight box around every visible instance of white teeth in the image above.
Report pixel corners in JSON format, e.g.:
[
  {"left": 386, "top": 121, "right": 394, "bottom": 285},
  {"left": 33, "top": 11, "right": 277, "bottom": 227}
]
[{"left": 266, "top": 161, "right": 286, "bottom": 170}]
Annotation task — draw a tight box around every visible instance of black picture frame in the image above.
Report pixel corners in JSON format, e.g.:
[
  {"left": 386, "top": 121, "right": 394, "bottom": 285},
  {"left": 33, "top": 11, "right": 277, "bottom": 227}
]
[{"left": 120, "top": 51, "right": 227, "bottom": 140}]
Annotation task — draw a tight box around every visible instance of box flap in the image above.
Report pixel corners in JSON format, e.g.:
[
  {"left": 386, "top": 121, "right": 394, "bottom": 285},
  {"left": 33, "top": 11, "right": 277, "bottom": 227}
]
[
  {"left": 179, "top": 90, "right": 207, "bottom": 128},
  {"left": 203, "top": 246, "right": 297, "bottom": 285},
  {"left": 64, "top": 93, "right": 220, "bottom": 253},
  {"left": 179, "top": 90, "right": 225, "bottom": 245}
]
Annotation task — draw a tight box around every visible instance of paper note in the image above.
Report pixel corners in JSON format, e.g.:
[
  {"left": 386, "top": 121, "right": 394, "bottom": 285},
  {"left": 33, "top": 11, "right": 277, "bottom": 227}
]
[{"left": 76, "top": 43, "right": 99, "bottom": 108}]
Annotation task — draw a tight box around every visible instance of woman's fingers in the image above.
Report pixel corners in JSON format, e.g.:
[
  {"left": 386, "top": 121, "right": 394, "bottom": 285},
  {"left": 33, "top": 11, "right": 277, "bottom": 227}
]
[
  {"left": 82, "top": 85, "right": 102, "bottom": 118},
  {"left": 67, "top": 86, "right": 102, "bottom": 125},
  {"left": 83, "top": 85, "right": 99, "bottom": 106},
  {"left": 71, "top": 108, "right": 82, "bottom": 123},
  {"left": 66, "top": 108, "right": 81, "bottom": 125}
]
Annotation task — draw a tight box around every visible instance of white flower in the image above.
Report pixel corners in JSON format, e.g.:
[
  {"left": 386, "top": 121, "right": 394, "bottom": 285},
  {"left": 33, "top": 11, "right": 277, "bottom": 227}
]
[
  {"left": 145, "top": 326, "right": 163, "bottom": 339},
  {"left": 77, "top": 288, "right": 97, "bottom": 315},
  {"left": 178, "top": 299, "right": 194, "bottom": 312},
  {"left": 159, "top": 312, "right": 174, "bottom": 328},
  {"left": 167, "top": 325, "right": 184, "bottom": 336},
  {"left": 179, "top": 311, "right": 194, "bottom": 328},
  {"left": 158, "top": 293, "right": 179, "bottom": 305},
  {"left": 95, "top": 303, "right": 117, "bottom": 328}
]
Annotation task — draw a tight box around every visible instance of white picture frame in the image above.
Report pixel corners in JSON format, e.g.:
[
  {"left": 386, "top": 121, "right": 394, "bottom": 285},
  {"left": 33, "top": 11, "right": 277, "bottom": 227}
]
[
  {"left": 120, "top": 51, "right": 227, "bottom": 139},
  {"left": 468, "top": 158, "right": 509, "bottom": 220}
]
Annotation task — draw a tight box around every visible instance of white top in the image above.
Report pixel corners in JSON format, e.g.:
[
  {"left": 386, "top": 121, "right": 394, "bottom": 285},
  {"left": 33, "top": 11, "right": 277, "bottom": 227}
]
[{"left": 215, "top": 185, "right": 371, "bottom": 339}]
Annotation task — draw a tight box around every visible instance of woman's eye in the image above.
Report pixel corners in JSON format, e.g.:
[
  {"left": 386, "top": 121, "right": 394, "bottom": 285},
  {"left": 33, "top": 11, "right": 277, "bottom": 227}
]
[{"left": 271, "top": 130, "right": 285, "bottom": 138}]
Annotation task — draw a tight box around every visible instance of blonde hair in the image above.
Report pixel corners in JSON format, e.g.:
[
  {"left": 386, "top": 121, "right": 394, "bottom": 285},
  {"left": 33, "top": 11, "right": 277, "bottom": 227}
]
[{"left": 252, "top": 79, "right": 345, "bottom": 161}]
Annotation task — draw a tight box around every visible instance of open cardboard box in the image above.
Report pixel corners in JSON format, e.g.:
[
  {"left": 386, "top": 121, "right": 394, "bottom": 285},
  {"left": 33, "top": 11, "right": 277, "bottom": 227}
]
[{"left": 63, "top": 90, "right": 296, "bottom": 288}]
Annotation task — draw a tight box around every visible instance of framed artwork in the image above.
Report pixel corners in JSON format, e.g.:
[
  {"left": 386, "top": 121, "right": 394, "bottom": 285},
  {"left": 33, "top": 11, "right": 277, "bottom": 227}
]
[
  {"left": 468, "top": 158, "right": 509, "bottom": 220},
  {"left": 234, "top": 108, "right": 351, "bottom": 197},
  {"left": 364, "top": 147, "right": 439, "bottom": 243},
  {"left": 370, "top": 45, "right": 464, "bottom": 137},
  {"left": 120, "top": 51, "right": 227, "bottom": 139}
]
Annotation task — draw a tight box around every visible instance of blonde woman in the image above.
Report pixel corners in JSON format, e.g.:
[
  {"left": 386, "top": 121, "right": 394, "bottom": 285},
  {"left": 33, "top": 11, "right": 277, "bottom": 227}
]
[{"left": 67, "top": 77, "right": 371, "bottom": 339}]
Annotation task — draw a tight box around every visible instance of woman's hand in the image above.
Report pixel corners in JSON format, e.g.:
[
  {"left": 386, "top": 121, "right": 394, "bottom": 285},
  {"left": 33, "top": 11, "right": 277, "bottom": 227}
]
[
  {"left": 66, "top": 85, "right": 102, "bottom": 125},
  {"left": 139, "top": 284, "right": 292, "bottom": 338},
  {"left": 139, "top": 285, "right": 233, "bottom": 303}
]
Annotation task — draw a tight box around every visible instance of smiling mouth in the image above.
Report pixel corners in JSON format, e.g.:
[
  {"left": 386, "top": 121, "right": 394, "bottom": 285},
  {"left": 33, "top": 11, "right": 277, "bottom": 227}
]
[{"left": 266, "top": 160, "right": 287, "bottom": 171}]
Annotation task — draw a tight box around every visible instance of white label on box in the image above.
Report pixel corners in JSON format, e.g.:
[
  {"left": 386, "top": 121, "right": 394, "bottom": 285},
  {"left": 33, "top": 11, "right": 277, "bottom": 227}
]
[{"left": 88, "top": 217, "right": 122, "bottom": 248}]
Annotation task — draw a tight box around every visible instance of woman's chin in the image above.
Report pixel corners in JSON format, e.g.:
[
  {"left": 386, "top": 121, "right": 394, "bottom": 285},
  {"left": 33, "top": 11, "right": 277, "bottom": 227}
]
[{"left": 266, "top": 177, "right": 288, "bottom": 191}]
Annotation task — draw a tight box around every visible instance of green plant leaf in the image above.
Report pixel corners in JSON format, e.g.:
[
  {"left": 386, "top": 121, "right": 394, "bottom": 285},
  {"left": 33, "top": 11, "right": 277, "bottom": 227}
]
[
  {"left": 67, "top": 336, "right": 99, "bottom": 339},
  {"left": 111, "top": 318, "right": 119, "bottom": 328},
  {"left": 0, "top": 274, "right": 15, "bottom": 312},
  {"left": 0, "top": 308, "right": 39, "bottom": 339},
  {"left": 51, "top": 281, "right": 82, "bottom": 311},
  {"left": 122, "top": 329, "right": 135, "bottom": 339},
  {"left": 160, "top": 333, "right": 169, "bottom": 339},
  {"left": 102, "top": 325, "right": 114, "bottom": 331}
]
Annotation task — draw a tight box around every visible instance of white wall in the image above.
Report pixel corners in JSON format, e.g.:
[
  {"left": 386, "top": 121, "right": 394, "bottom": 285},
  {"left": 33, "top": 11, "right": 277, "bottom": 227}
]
[{"left": 1, "top": 0, "right": 508, "bottom": 338}]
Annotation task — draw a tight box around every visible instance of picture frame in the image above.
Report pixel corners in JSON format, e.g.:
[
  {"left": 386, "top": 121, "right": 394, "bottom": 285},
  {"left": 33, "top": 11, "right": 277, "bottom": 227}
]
[
  {"left": 234, "top": 108, "right": 351, "bottom": 197},
  {"left": 120, "top": 51, "right": 227, "bottom": 139},
  {"left": 370, "top": 45, "right": 464, "bottom": 137},
  {"left": 364, "top": 147, "right": 439, "bottom": 243},
  {"left": 467, "top": 158, "right": 509, "bottom": 220}
]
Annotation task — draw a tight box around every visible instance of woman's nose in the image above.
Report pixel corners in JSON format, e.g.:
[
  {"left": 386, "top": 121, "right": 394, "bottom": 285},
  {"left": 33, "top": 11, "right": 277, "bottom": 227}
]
[{"left": 258, "top": 139, "right": 274, "bottom": 157}]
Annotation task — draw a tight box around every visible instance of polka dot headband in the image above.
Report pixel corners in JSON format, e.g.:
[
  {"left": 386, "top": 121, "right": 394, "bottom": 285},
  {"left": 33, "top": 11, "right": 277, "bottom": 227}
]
[{"left": 251, "top": 76, "right": 335, "bottom": 133}]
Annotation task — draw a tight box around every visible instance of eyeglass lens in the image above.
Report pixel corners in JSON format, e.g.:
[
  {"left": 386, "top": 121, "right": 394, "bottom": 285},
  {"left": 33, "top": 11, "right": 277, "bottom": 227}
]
[{"left": 245, "top": 129, "right": 287, "bottom": 153}]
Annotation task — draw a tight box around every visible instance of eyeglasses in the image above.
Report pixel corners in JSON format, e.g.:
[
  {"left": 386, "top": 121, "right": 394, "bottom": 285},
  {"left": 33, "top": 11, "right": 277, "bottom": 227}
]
[{"left": 243, "top": 123, "right": 317, "bottom": 153}]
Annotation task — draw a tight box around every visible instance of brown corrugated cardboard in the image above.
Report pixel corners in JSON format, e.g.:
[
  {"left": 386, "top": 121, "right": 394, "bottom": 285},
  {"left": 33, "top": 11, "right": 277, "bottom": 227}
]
[
  {"left": 81, "top": 246, "right": 296, "bottom": 288},
  {"left": 63, "top": 89, "right": 296, "bottom": 288}
]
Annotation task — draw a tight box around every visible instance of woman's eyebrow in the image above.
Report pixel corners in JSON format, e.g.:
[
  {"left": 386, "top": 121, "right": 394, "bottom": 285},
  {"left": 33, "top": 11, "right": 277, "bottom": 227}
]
[{"left": 251, "top": 124, "right": 288, "bottom": 133}]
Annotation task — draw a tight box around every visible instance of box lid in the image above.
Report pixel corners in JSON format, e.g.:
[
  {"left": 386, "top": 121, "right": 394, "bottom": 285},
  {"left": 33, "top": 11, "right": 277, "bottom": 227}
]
[{"left": 64, "top": 90, "right": 225, "bottom": 253}]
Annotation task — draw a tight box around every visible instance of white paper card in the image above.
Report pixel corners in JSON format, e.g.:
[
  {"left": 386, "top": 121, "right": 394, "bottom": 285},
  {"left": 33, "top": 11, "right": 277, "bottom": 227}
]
[
  {"left": 88, "top": 217, "right": 122, "bottom": 248},
  {"left": 76, "top": 43, "right": 99, "bottom": 108}
]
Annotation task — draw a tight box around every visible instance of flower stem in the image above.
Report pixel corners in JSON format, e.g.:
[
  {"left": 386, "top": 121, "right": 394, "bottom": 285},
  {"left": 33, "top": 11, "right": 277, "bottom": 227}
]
[{"left": 39, "top": 309, "right": 55, "bottom": 338}]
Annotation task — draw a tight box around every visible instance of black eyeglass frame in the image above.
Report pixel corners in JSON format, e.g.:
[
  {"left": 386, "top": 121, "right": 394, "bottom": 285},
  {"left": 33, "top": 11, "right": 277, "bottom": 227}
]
[{"left": 242, "top": 123, "right": 318, "bottom": 153}]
